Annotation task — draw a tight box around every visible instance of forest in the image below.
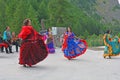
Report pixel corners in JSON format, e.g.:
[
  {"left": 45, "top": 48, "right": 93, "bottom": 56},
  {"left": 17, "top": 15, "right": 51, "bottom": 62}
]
[{"left": 0, "top": 0, "right": 119, "bottom": 46}]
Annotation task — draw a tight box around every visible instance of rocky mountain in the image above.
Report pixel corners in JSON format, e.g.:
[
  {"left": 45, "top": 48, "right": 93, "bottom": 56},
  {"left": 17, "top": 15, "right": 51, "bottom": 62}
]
[
  {"left": 95, "top": 0, "right": 120, "bottom": 23},
  {"left": 70, "top": 0, "right": 120, "bottom": 24}
]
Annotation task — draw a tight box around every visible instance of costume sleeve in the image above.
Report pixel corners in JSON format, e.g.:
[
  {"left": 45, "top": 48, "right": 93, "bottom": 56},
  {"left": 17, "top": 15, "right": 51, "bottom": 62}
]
[
  {"left": 3, "top": 31, "right": 7, "bottom": 40},
  {"left": 18, "top": 26, "right": 31, "bottom": 40},
  {"left": 72, "top": 32, "right": 75, "bottom": 37}
]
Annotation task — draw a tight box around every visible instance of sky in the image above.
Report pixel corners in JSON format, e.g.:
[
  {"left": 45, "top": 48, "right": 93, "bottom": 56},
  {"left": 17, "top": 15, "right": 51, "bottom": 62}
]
[{"left": 118, "top": 0, "right": 120, "bottom": 4}]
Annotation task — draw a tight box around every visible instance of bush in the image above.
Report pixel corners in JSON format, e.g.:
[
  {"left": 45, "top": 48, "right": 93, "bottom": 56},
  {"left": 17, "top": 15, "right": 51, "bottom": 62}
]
[{"left": 86, "top": 34, "right": 104, "bottom": 47}]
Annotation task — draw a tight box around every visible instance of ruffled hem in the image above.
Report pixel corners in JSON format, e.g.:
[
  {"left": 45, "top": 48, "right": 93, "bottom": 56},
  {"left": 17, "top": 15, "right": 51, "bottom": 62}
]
[
  {"left": 19, "top": 39, "right": 48, "bottom": 65},
  {"left": 64, "top": 39, "right": 87, "bottom": 59}
]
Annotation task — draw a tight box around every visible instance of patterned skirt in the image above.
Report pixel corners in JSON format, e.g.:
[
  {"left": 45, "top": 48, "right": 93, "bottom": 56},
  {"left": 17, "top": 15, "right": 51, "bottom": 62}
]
[
  {"left": 63, "top": 39, "right": 87, "bottom": 59},
  {"left": 47, "top": 41, "right": 55, "bottom": 53}
]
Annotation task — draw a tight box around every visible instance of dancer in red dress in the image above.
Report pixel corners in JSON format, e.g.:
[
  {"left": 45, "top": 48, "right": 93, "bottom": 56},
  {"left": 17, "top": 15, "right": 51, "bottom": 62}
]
[{"left": 18, "top": 19, "right": 48, "bottom": 67}]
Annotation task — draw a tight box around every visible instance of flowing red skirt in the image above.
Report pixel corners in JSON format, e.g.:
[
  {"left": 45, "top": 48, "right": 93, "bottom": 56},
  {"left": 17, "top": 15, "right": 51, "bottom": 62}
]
[
  {"left": 0, "top": 43, "right": 8, "bottom": 48},
  {"left": 19, "top": 39, "right": 48, "bottom": 66}
]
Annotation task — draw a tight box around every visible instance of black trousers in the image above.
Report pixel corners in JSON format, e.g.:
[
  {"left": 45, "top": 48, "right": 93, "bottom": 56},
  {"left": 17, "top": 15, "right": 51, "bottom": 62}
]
[
  {"left": 0, "top": 46, "right": 4, "bottom": 52},
  {"left": 12, "top": 41, "right": 19, "bottom": 52},
  {"left": 4, "top": 40, "right": 13, "bottom": 53}
]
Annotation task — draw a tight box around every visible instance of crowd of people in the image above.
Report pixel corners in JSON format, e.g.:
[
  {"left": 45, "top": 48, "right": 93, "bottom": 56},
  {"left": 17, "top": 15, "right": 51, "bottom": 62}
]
[
  {"left": 0, "top": 27, "right": 19, "bottom": 53},
  {"left": 0, "top": 19, "right": 120, "bottom": 67},
  {"left": 0, "top": 18, "right": 88, "bottom": 67},
  {"left": 1, "top": 18, "right": 120, "bottom": 68}
]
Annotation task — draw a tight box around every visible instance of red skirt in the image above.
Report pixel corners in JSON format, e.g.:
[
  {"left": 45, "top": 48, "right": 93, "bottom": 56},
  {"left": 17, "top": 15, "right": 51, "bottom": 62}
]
[
  {"left": 0, "top": 43, "right": 8, "bottom": 48},
  {"left": 19, "top": 39, "right": 48, "bottom": 66}
]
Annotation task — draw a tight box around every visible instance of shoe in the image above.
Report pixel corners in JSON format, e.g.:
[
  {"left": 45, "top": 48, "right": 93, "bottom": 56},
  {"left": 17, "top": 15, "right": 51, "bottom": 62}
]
[
  {"left": 109, "top": 56, "right": 111, "bottom": 59},
  {"left": 28, "top": 65, "right": 32, "bottom": 67},
  {"left": 5, "top": 50, "right": 9, "bottom": 53},
  {"left": 10, "top": 52, "right": 14, "bottom": 53},
  {"left": 68, "top": 58, "right": 71, "bottom": 60},
  {"left": 103, "top": 56, "right": 106, "bottom": 58},
  {"left": 6, "top": 52, "right": 9, "bottom": 54},
  {"left": 23, "top": 64, "right": 27, "bottom": 67},
  {"left": 1, "top": 51, "right": 4, "bottom": 52}
]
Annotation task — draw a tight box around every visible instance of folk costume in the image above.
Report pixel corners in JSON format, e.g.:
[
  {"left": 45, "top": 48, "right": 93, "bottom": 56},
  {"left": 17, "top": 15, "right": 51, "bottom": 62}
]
[
  {"left": 103, "top": 33, "right": 120, "bottom": 58},
  {"left": 46, "top": 31, "right": 55, "bottom": 53},
  {"left": 18, "top": 26, "right": 48, "bottom": 66},
  {"left": 62, "top": 32, "right": 87, "bottom": 60}
]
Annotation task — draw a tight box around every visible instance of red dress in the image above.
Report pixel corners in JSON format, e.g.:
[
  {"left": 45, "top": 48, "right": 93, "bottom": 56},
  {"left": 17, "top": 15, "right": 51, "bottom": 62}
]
[
  {"left": 0, "top": 43, "right": 8, "bottom": 48},
  {"left": 18, "top": 26, "right": 48, "bottom": 66}
]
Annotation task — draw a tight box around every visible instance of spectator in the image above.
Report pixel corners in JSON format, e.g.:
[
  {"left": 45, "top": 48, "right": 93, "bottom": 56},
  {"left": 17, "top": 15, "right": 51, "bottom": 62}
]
[
  {"left": 0, "top": 32, "right": 4, "bottom": 52},
  {"left": 3, "top": 26, "right": 13, "bottom": 53},
  {"left": 11, "top": 32, "right": 19, "bottom": 52}
]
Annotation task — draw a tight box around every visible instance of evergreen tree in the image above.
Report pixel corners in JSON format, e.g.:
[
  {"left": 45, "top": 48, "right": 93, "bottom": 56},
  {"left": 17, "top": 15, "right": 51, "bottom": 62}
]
[
  {"left": 27, "top": 5, "right": 40, "bottom": 31},
  {"left": 0, "top": 0, "right": 6, "bottom": 32},
  {"left": 13, "top": 0, "right": 29, "bottom": 33},
  {"left": 0, "top": 0, "right": 107, "bottom": 36}
]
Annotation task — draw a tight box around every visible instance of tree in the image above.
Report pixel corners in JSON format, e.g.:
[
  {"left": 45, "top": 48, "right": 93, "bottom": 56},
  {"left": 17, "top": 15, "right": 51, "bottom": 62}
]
[
  {"left": 47, "top": 0, "right": 73, "bottom": 27},
  {"left": 13, "top": 0, "right": 29, "bottom": 33},
  {"left": 0, "top": 0, "right": 6, "bottom": 32},
  {"left": 27, "top": 5, "right": 40, "bottom": 31}
]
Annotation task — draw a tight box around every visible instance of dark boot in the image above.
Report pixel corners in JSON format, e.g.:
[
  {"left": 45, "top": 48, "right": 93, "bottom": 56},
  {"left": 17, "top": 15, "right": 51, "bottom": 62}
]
[
  {"left": 9, "top": 45, "right": 13, "bottom": 53},
  {"left": 16, "top": 44, "right": 18, "bottom": 52},
  {"left": 23, "top": 64, "right": 27, "bottom": 67},
  {"left": 5, "top": 48, "right": 9, "bottom": 53},
  {"left": 1, "top": 46, "right": 4, "bottom": 52}
]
